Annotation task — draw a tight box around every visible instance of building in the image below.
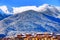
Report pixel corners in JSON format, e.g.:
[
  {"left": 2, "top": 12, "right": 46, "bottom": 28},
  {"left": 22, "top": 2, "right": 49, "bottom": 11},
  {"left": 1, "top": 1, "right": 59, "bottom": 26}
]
[{"left": 0, "top": 32, "right": 60, "bottom": 40}]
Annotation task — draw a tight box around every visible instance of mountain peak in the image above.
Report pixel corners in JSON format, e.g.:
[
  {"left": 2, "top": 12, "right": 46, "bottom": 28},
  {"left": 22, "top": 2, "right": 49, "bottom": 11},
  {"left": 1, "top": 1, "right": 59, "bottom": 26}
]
[
  {"left": 0, "top": 4, "right": 59, "bottom": 14},
  {"left": 39, "top": 4, "right": 53, "bottom": 8},
  {"left": 42, "top": 4, "right": 50, "bottom": 7},
  {"left": 0, "top": 6, "right": 10, "bottom": 14},
  {"left": 42, "top": 4, "right": 54, "bottom": 7}
]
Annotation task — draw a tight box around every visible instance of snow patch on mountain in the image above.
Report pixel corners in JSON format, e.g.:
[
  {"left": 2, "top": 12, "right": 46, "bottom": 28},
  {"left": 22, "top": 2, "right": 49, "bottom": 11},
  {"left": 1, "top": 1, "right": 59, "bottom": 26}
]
[
  {"left": 12, "top": 4, "right": 50, "bottom": 14},
  {"left": 12, "top": 4, "right": 60, "bottom": 18},
  {"left": 0, "top": 6, "right": 10, "bottom": 14},
  {"left": 0, "top": 4, "right": 60, "bottom": 15}
]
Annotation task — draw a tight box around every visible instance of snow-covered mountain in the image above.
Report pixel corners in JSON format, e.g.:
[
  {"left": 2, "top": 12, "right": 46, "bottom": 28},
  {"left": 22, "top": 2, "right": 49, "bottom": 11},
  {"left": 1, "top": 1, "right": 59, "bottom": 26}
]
[
  {"left": 0, "top": 5, "right": 13, "bottom": 21},
  {"left": 0, "top": 4, "right": 60, "bottom": 37}
]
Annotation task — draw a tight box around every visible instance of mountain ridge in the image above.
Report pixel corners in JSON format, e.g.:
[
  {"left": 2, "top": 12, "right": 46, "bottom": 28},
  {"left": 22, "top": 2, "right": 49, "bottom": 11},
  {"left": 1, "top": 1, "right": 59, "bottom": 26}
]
[
  {"left": 0, "top": 10, "right": 60, "bottom": 37},
  {"left": 0, "top": 4, "right": 60, "bottom": 37}
]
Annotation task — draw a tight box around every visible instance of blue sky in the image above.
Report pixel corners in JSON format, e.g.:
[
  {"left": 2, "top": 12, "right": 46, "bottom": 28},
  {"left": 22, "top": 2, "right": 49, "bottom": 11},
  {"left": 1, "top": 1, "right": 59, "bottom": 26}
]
[{"left": 0, "top": 0, "right": 60, "bottom": 7}]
